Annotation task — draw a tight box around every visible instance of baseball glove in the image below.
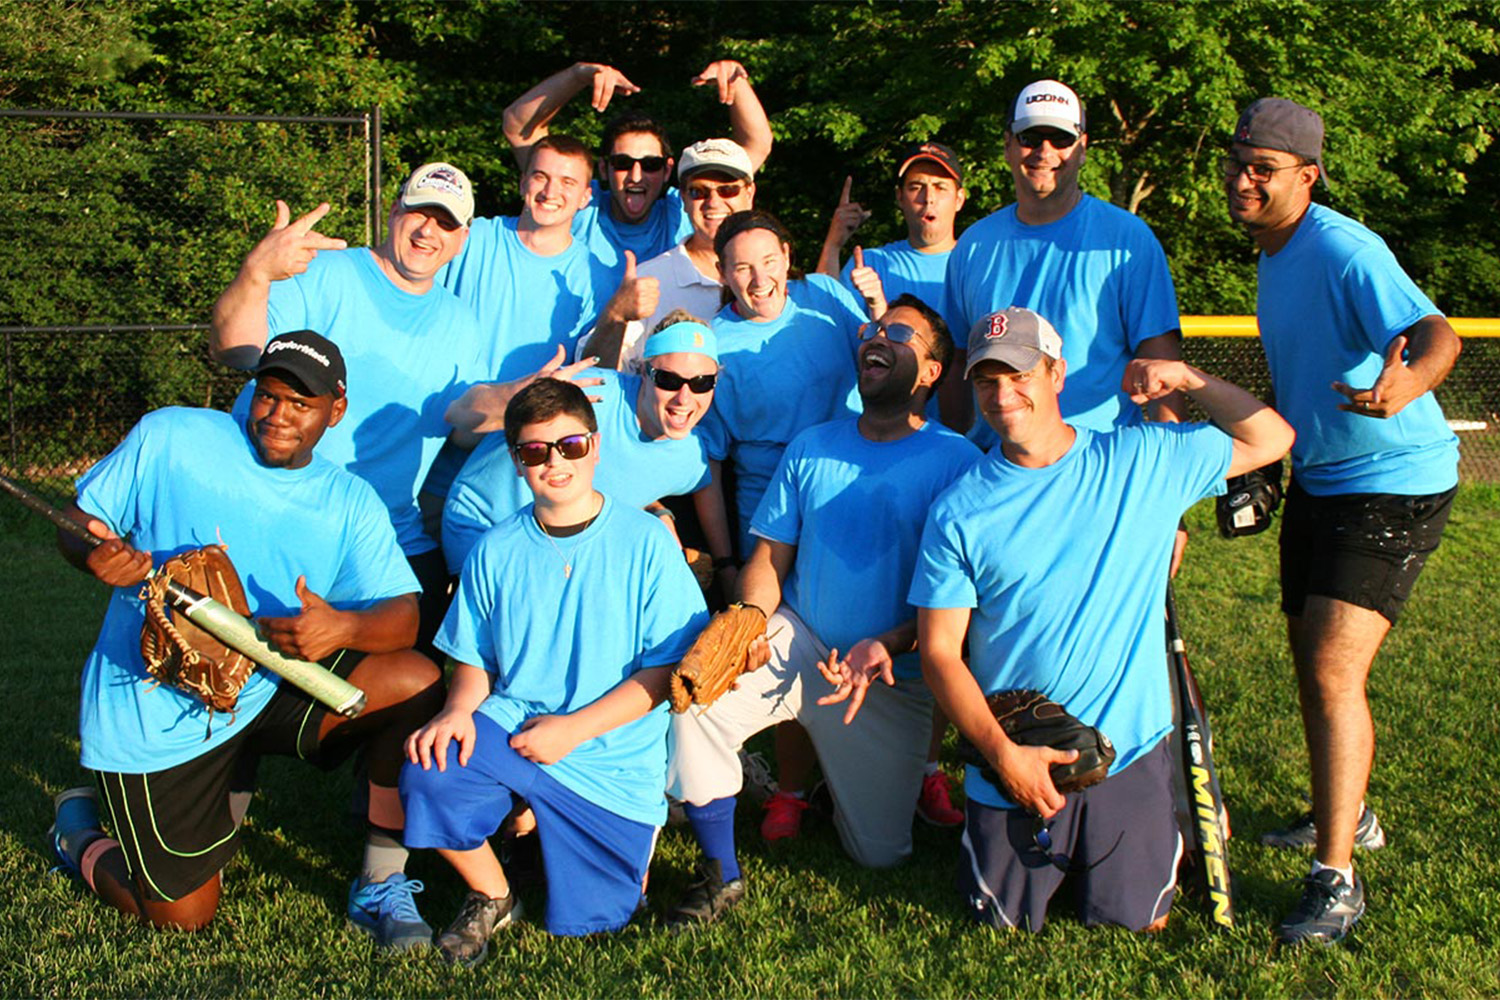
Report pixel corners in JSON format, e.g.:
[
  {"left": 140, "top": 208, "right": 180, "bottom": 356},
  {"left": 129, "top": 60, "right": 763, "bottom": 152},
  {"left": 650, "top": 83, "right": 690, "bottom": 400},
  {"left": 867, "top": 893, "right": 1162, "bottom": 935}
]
[
  {"left": 1216, "top": 459, "right": 1284, "bottom": 538},
  {"left": 139, "top": 544, "right": 256, "bottom": 717},
  {"left": 669, "top": 603, "right": 767, "bottom": 712},
  {"left": 957, "top": 689, "right": 1116, "bottom": 796}
]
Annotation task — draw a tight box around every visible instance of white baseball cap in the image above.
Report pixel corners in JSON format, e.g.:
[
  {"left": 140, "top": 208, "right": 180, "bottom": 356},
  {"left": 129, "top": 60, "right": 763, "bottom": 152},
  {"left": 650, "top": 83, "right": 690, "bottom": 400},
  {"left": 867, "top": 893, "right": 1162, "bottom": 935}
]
[
  {"left": 678, "top": 139, "right": 755, "bottom": 183},
  {"left": 398, "top": 162, "right": 475, "bottom": 226},
  {"left": 1009, "top": 80, "right": 1087, "bottom": 137}
]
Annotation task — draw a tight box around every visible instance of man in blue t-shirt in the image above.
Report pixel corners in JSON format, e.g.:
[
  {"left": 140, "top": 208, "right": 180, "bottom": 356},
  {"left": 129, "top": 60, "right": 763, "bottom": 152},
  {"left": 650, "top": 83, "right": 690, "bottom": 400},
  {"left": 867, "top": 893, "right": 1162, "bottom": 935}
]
[
  {"left": 816, "top": 141, "right": 968, "bottom": 328},
  {"left": 211, "top": 162, "right": 488, "bottom": 652},
  {"left": 500, "top": 59, "right": 773, "bottom": 288},
  {"left": 401, "top": 379, "right": 707, "bottom": 962},
  {"left": 47, "top": 331, "right": 445, "bottom": 949},
  {"left": 665, "top": 295, "right": 980, "bottom": 929},
  {"left": 909, "top": 307, "right": 1293, "bottom": 935},
  {"left": 943, "top": 80, "right": 1186, "bottom": 439},
  {"left": 1223, "top": 98, "right": 1463, "bottom": 946}
]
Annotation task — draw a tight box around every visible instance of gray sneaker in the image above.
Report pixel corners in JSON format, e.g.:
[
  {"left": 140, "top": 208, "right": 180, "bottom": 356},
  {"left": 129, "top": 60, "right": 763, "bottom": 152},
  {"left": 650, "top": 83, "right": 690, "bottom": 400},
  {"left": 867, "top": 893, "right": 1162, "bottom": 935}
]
[
  {"left": 1279, "top": 868, "right": 1365, "bottom": 945},
  {"left": 1260, "top": 805, "right": 1386, "bottom": 850},
  {"left": 437, "top": 890, "right": 520, "bottom": 966},
  {"left": 666, "top": 860, "right": 746, "bottom": 932}
]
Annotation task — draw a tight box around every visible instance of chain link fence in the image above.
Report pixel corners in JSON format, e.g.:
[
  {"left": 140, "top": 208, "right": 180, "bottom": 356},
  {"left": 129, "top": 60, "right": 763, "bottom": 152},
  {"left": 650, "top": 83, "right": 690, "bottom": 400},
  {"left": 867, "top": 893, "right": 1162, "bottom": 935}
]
[{"left": 0, "top": 107, "right": 380, "bottom": 512}]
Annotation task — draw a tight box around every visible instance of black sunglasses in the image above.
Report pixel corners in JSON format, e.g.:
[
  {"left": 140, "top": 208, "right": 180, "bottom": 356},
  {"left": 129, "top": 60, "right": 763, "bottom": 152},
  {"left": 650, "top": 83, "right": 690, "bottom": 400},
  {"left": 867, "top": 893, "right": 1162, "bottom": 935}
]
[
  {"left": 512, "top": 433, "right": 593, "bottom": 467},
  {"left": 858, "top": 320, "right": 923, "bottom": 344},
  {"left": 1015, "top": 128, "right": 1079, "bottom": 150},
  {"left": 684, "top": 182, "right": 746, "bottom": 201},
  {"left": 1219, "top": 155, "right": 1309, "bottom": 182},
  {"left": 648, "top": 367, "right": 717, "bottom": 394},
  {"left": 606, "top": 153, "right": 668, "bottom": 173}
]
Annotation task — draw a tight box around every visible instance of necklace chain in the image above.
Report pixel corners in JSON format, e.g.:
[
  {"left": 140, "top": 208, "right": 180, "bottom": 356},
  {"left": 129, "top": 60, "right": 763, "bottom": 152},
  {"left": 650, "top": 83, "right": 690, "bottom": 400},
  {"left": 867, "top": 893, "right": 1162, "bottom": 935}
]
[{"left": 533, "top": 501, "right": 601, "bottom": 579}]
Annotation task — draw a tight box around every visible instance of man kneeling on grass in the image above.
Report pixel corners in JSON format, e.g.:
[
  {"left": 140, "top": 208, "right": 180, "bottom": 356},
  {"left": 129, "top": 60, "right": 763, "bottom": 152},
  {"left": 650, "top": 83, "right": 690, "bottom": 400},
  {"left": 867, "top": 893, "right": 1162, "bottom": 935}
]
[{"left": 400, "top": 378, "right": 708, "bottom": 964}]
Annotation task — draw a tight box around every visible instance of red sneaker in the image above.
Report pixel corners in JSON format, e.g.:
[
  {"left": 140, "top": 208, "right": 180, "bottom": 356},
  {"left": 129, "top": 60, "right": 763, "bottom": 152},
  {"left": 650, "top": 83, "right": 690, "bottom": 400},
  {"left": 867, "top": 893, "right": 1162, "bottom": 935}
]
[
  {"left": 916, "top": 771, "right": 964, "bottom": 827},
  {"left": 760, "top": 791, "right": 809, "bottom": 842}
]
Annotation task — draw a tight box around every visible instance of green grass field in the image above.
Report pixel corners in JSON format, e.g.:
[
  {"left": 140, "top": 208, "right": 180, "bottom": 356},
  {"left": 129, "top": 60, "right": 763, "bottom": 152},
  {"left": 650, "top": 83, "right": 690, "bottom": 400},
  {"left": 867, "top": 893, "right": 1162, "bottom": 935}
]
[{"left": 2, "top": 489, "right": 1497, "bottom": 998}]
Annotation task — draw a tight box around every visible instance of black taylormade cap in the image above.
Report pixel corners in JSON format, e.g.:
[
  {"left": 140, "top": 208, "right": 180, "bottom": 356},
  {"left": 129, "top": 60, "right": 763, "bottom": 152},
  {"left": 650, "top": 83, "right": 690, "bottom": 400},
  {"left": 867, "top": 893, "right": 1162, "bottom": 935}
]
[{"left": 255, "top": 330, "right": 347, "bottom": 398}]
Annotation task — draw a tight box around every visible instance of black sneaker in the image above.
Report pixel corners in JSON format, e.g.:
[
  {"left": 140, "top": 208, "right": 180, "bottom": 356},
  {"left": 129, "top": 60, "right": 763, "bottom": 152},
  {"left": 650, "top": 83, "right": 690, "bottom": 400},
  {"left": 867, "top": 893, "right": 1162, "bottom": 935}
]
[
  {"left": 1261, "top": 805, "right": 1386, "bottom": 850},
  {"left": 666, "top": 860, "right": 745, "bottom": 932},
  {"left": 437, "top": 890, "right": 520, "bottom": 966},
  {"left": 1278, "top": 869, "right": 1366, "bottom": 945}
]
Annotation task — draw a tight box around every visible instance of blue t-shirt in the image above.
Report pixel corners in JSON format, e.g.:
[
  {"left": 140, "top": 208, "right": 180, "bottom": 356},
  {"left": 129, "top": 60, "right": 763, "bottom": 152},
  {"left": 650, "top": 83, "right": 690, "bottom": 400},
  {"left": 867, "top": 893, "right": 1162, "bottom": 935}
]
[
  {"left": 945, "top": 195, "right": 1180, "bottom": 436},
  {"left": 572, "top": 182, "right": 693, "bottom": 289},
  {"left": 440, "top": 370, "right": 718, "bottom": 574},
  {"left": 74, "top": 408, "right": 417, "bottom": 774},
  {"left": 841, "top": 239, "right": 953, "bottom": 321},
  {"left": 436, "top": 214, "right": 618, "bottom": 380},
  {"left": 1257, "top": 203, "right": 1458, "bottom": 495},
  {"left": 752, "top": 418, "right": 980, "bottom": 680},
  {"left": 232, "top": 247, "right": 489, "bottom": 556},
  {"left": 908, "top": 423, "right": 1231, "bottom": 807},
  {"left": 437, "top": 496, "right": 708, "bottom": 826},
  {"left": 701, "top": 275, "right": 867, "bottom": 554}
]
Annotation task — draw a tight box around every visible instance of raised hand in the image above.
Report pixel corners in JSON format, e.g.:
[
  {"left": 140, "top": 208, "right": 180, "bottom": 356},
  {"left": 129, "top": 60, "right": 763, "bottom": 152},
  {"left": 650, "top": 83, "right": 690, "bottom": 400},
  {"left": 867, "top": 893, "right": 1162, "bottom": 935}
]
[
  {"left": 691, "top": 60, "right": 751, "bottom": 104},
  {"left": 577, "top": 62, "right": 642, "bottom": 112},
  {"left": 825, "top": 176, "right": 872, "bottom": 250},
  {"left": 242, "top": 201, "right": 347, "bottom": 284},
  {"left": 606, "top": 249, "right": 661, "bottom": 323},
  {"left": 1123, "top": 358, "right": 1203, "bottom": 404},
  {"left": 848, "top": 246, "right": 887, "bottom": 320}
]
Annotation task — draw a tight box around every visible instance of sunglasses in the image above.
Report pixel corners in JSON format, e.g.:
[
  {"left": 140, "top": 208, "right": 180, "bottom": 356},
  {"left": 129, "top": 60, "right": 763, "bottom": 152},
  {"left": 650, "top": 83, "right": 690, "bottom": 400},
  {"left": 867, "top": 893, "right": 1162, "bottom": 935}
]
[
  {"left": 512, "top": 433, "right": 594, "bottom": 467},
  {"left": 606, "top": 153, "right": 668, "bottom": 173},
  {"left": 1015, "top": 128, "right": 1079, "bottom": 150},
  {"left": 685, "top": 182, "right": 746, "bottom": 201},
  {"left": 1219, "top": 155, "right": 1308, "bottom": 182},
  {"left": 648, "top": 367, "right": 717, "bottom": 394},
  {"left": 858, "top": 320, "right": 923, "bottom": 344}
]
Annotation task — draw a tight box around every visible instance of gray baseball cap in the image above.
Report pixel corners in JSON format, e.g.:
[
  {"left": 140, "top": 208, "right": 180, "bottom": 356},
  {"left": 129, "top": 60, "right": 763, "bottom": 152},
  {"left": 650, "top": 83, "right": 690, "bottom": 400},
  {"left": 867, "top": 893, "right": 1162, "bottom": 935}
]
[
  {"left": 1233, "top": 98, "right": 1328, "bottom": 184},
  {"left": 398, "top": 161, "right": 475, "bottom": 226},
  {"left": 965, "top": 308, "right": 1063, "bottom": 378}
]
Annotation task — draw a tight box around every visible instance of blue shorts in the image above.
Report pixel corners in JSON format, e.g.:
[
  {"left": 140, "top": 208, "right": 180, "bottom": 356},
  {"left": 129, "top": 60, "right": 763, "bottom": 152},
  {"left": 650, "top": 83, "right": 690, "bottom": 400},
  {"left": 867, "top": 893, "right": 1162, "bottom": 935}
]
[
  {"left": 958, "top": 737, "right": 1181, "bottom": 932},
  {"left": 400, "top": 712, "right": 657, "bottom": 936}
]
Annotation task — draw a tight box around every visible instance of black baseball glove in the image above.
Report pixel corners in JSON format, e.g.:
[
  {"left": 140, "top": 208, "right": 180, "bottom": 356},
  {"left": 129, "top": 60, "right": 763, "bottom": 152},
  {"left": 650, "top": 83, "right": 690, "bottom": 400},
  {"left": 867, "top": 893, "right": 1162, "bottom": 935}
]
[{"left": 957, "top": 689, "right": 1116, "bottom": 796}]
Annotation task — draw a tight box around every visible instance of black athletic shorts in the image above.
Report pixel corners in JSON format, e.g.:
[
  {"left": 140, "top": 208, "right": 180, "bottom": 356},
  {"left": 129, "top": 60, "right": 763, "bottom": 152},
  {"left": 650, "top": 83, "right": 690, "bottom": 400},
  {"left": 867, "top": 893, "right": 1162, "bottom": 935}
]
[
  {"left": 93, "top": 649, "right": 367, "bottom": 902},
  {"left": 957, "top": 737, "right": 1180, "bottom": 933},
  {"left": 1279, "top": 480, "right": 1455, "bottom": 624}
]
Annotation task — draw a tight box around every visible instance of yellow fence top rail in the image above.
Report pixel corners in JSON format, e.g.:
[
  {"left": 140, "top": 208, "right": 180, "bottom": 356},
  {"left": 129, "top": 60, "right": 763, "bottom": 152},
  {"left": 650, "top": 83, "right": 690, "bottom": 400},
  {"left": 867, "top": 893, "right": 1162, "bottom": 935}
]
[{"left": 1183, "top": 316, "right": 1500, "bottom": 338}]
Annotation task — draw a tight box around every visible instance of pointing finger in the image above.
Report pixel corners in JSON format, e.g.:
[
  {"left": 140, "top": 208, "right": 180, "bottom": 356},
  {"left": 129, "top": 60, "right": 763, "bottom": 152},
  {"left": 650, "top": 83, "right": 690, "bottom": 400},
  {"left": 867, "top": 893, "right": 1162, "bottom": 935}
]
[
  {"left": 839, "top": 175, "right": 853, "bottom": 205},
  {"left": 291, "top": 202, "right": 332, "bottom": 235}
]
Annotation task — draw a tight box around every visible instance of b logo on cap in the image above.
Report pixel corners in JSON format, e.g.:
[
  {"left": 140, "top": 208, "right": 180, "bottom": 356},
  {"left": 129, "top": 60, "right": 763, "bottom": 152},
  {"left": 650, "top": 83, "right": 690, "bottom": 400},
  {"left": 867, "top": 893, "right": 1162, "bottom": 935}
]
[
  {"left": 693, "top": 331, "right": 704, "bottom": 348},
  {"left": 986, "top": 314, "right": 1009, "bottom": 340}
]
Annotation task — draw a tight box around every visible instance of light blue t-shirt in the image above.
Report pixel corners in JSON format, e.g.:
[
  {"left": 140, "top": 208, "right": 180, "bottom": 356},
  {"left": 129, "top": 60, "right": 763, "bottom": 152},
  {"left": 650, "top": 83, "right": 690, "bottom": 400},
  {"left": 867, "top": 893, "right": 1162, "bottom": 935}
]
[
  {"left": 752, "top": 418, "right": 980, "bottom": 680},
  {"left": 841, "top": 239, "right": 953, "bottom": 321},
  {"left": 1257, "top": 202, "right": 1458, "bottom": 495},
  {"left": 436, "top": 214, "right": 618, "bottom": 380},
  {"left": 440, "top": 370, "right": 718, "bottom": 574},
  {"left": 572, "top": 182, "right": 693, "bottom": 289},
  {"left": 945, "top": 195, "right": 1180, "bottom": 437},
  {"left": 908, "top": 423, "right": 1231, "bottom": 807},
  {"left": 437, "top": 496, "right": 708, "bottom": 826},
  {"left": 702, "top": 274, "right": 867, "bottom": 554},
  {"left": 74, "top": 408, "right": 418, "bottom": 774},
  {"left": 232, "top": 247, "right": 489, "bottom": 556}
]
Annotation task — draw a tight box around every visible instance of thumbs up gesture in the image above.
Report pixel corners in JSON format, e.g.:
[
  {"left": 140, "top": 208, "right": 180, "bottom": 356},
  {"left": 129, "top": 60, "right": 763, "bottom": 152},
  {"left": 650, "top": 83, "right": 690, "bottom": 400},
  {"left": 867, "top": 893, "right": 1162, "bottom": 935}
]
[
  {"left": 257, "top": 575, "right": 348, "bottom": 661},
  {"left": 602, "top": 249, "right": 662, "bottom": 324},
  {"left": 848, "top": 246, "right": 887, "bottom": 319}
]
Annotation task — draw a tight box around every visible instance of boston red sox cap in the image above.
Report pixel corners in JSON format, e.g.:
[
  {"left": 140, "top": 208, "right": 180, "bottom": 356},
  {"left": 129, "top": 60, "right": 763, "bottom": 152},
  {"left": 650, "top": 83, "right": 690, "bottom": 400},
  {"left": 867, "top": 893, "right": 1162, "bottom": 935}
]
[
  {"left": 965, "top": 308, "right": 1063, "bottom": 378},
  {"left": 256, "top": 330, "right": 347, "bottom": 398}
]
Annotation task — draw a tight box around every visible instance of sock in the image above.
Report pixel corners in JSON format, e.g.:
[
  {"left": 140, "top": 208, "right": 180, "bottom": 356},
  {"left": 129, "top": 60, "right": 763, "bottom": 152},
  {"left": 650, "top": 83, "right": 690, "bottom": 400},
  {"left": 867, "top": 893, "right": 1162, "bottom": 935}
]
[
  {"left": 361, "top": 826, "right": 409, "bottom": 885},
  {"left": 684, "top": 796, "right": 740, "bottom": 883},
  {"left": 1311, "top": 859, "right": 1354, "bottom": 883},
  {"left": 59, "top": 828, "right": 105, "bottom": 868},
  {"left": 924, "top": 761, "right": 940, "bottom": 777},
  {"left": 79, "top": 837, "right": 119, "bottom": 891}
]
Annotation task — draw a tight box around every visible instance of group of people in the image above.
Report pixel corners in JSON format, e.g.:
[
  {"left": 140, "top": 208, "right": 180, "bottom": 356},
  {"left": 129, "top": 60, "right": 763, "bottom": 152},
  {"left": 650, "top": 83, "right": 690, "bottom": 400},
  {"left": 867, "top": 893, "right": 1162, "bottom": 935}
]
[{"left": 45, "top": 61, "right": 1461, "bottom": 963}]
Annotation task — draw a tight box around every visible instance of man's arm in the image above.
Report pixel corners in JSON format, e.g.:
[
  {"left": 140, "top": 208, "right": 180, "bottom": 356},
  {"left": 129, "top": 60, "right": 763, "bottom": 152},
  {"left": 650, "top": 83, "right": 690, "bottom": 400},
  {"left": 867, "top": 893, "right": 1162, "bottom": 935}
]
[
  {"left": 444, "top": 346, "right": 603, "bottom": 445},
  {"left": 736, "top": 537, "right": 795, "bottom": 616},
  {"left": 509, "top": 664, "right": 674, "bottom": 765},
  {"left": 1124, "top": 359, "right": 1295, "bottom": 477},
  {"left": 584, "top": 250, "right": 659, "bottom": 370},
  {"left": 918, "top": 606, "right": 1071, "bottom": 818},
  {"left": 1133, "top": 331, "right": 1187, "bottom": 423},
  {"left": 1333, "top": 314, "right": 1462, "bottom": 419},
  {"left": 209, "top": 201, "right": 347, "bottom": 369},
  {"left": 502, "top": 62, "right": 641, "bottom": 173},
  {"left": 691, "top": 60, "right": 773, "bottom": 171},
  {"left": 256, "top": 583, "right": 419, "bottom": 660}
]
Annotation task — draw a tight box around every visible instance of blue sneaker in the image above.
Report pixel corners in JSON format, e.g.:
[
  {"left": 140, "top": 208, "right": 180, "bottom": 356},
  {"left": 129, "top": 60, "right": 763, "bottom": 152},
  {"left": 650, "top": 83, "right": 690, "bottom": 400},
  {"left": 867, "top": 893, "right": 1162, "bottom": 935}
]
[
  {"left": 347, "top": 872, "right": 433, "bottom": 950},
  {"left": 47, "top": 786, "right": 101, "bottom": 877}
]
